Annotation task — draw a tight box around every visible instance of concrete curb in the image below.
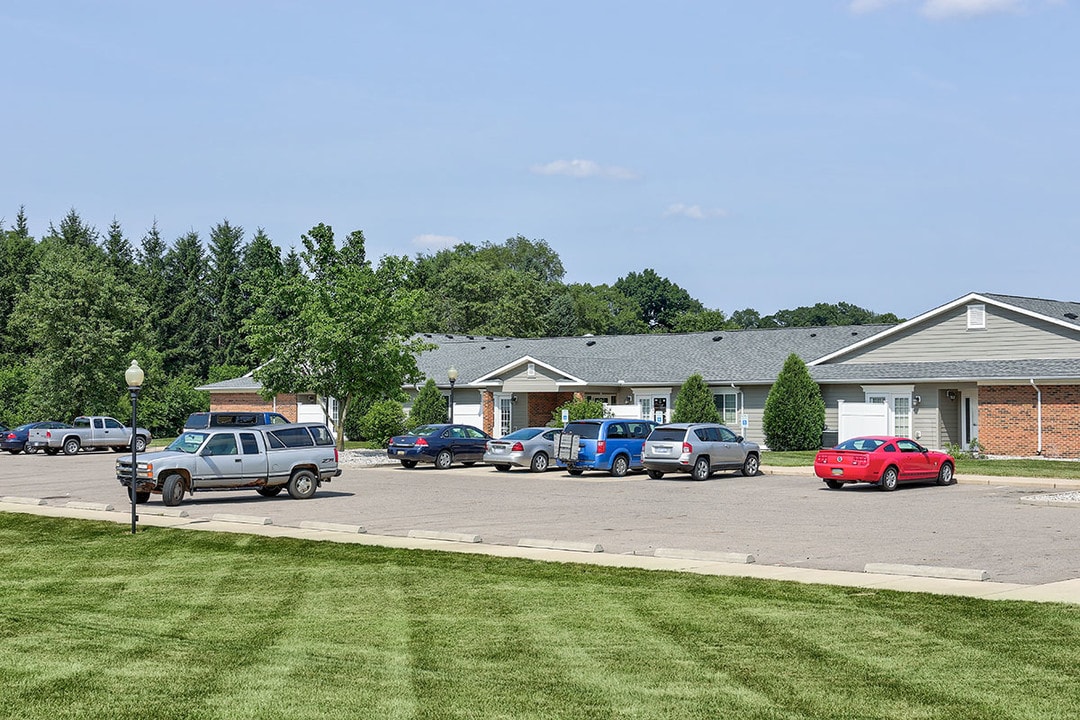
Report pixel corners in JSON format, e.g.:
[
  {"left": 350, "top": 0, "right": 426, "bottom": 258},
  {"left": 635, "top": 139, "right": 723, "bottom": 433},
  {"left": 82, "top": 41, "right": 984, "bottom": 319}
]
[
  {"left": 1, "top": 496, "right": 47, "bottom": 505},
  {"left": 655, "top": 548, "right": 755, "bottom": 564},
  {"left": 408, "top": 529, "right": 482, "bottom": 543},
  {"left": 210, "top": 513, "right": 272, "bottom": 526},
  {"left": 64, "top": 501, "right": 115, "bottom": 512},
  {"left": 519, "top": 538, "right": 603, "bottom": 553},
  {"left": 299, "top": 520, "right": 366, "bottom": 534},
  {"left": 864, "top": 563, "right": 990, "bottom": 582}
]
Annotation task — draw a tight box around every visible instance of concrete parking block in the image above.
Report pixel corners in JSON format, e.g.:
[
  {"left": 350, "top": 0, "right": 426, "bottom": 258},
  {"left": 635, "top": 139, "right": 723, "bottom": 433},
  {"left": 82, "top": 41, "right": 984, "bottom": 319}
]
[
  {"left": 210, "top": 513, "right": 272, "bottom": 526},
  {"left": 654, "top": 548, "right": 756, "bottom": 564},
  {"left": 408, "top": 529, "right": 481, "bottom": 543},
  {"left": 1, "top": 496, "right": 47, "bottom": 505},
  {"left": 140, "top": 508, "right": 191, "bottom": 518},
  {"left": 519, "top": 538, "right": 603, "bottom": 553},
  {"left": 64, "top": 501, "right": 115, "bottom": 512},
  {"left": 864, "top": 563, "right": 989, "bottom": 581},
  {"left": 300, "top": 520, "right": 366, "bottom": 534}
]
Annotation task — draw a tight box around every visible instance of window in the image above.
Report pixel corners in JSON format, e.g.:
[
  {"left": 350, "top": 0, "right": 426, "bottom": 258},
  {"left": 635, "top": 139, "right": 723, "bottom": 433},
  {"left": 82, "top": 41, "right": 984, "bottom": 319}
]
[
  {"left": 204, "top": 433, "right": 238, "bottom": 456},
  {"left": 465, "top": 427, "right": 488, "bottom": 439},
  {"left": 309, "top": 425, "right": 335, "bottom": 446},
  {"left": 713, "top": 392, "right": 738, "bottom": 425},
  {"left": 606, "top": 423, "right": 628, "bottom": 439},
  {"left": 240, "top": 433, "right": 260, "bottom": 455},
  {"left": 718, "top": 426, "right": 738, "bottom": 442},
  {"left": 967, "top": 304, "right": 986, "bottom": 330},
  {"left": 268, "top": 427, "right": 315, "bottom": 448},
  {"left": 93, "top": 418, "right": 104, "bottom": 429},
  {"left": 104, "top": 418, "right": 123, "bottom": 429}
]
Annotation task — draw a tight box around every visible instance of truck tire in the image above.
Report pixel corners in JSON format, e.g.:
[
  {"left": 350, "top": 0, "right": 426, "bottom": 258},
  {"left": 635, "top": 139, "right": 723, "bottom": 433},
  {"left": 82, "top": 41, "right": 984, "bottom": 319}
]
[
  {"left": 287, "top": 469, "right": 318, "bottom": 499},
  {"left": 63, "top": 438, "right": 81, "bottom": 455},
  {"left": 256, "top": 486, "right": 283, "bottom": 497},
  {"left": 161, "top": 473, "right": 186, "bottom": 506},
  {"left": 44, "top": 448, "right": 59, "bottom": 456},
  {"left": 128, "top": 487, "right": 151, "bottom": 504},
  {"left": 132, "top": 435, "right": 147, "bottom": 453}
]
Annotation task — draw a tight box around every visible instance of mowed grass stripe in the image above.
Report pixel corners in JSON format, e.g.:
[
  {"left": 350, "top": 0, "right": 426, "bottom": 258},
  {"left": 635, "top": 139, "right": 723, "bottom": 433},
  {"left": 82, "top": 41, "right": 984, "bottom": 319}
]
[{"left": 1, "top": 513, "right": 1079, "bottom": 719}]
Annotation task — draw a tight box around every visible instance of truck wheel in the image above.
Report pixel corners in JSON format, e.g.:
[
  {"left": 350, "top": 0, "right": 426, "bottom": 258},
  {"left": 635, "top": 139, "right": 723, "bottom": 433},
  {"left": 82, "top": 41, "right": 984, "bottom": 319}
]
[
  {"left": 128, "top": 487, "right": 151, "bottom": 504},
  {"left": 256, "top": 486, "right": 283, "bottom": 497},
  {"left": 161, "top": 474, "right": 186, "bottom": 506},
  {"left": 133, "top": 436, "right": 147, "bottom": 453},
  {"left": 44, "top": 448, "right": 59, "bottom": 456},
  {"left": 63, "top": 438, "right": 81, "bottom": 455},
  {"left": 287, "top": 469, "right": 318, "bottom": 499}
]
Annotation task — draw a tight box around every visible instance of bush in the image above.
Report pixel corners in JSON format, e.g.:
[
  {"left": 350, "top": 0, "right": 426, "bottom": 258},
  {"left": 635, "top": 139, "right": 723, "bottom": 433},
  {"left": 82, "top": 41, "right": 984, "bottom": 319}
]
[
  {"left": 762, "top": 353, "right": 825, "bottom": 451},
  {"left": 551, "top": 398, "right": 609, "bottom": 427},
  {"left": 672, "top": 373, "right": 721, "bottom": 423},
  {"left": 358, "top": 400, "right": 407, "bottom": 445},
  {"left": 408, "top": 379, "right": 448, "bottom": 429}
]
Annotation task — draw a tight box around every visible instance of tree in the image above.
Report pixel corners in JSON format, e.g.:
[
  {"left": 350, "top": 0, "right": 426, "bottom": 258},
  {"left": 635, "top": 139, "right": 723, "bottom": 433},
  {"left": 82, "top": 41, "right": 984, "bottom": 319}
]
[
  {"left": 673, "top": 374, "right": 721, "bottom": 423},
  {"left": 358, "top": 399, "right": 407, "bottom": 444},
  {"left": 567, "top": 283, "right": 647, "bottom": 336},
  {"left": 762, "top": 353, "right": 825, "bottom": 451},
  {"left": 246, "top": 224, "right": 432, "bottom": 448},
  {"left": 206, "top": 220, "right": 247, "bottom": 367},
  {"left": 409, "top": 379, "right": 447, "bottom": 428},
  {"left": 613, "top": 269, "right": 704, "bottom": 332},
  {"left": 672, "top": 309, "right": 734, "bottom": 333},
  {"left": 551, "top": 398, "right": 609, "bottom": 427},
  {"left": 159, "top": 231, "right": 210, "bottom": 378}
]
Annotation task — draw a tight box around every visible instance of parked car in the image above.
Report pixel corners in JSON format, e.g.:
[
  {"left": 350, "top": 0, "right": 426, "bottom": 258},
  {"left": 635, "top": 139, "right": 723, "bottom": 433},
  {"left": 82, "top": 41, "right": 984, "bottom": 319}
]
[
  {"left": 484, "top": 427, "right": 560, "bottom": 472},
  {"left": 2, "top": 421, "right": 73, "bottom": 454},
  {"left": 388, "top": 423, "right": 492, "bottom": 469},
  {"left": 814, "top": 436, "right": 956, "bottom": 491},
  {"left": 642, "top": 423, "right": 760, "bottom": 480},
  {"left": 554, "top": 418, "right": 658, "bottom": 477},
  {"left": 184, "top": 411, "right": 291, "bottom": 430},
  {"left": 117, "top": 422, "right": 340, "bottom": 506},
  {"left": 27, "top": 416, "right": 151, "bottom": 455}
]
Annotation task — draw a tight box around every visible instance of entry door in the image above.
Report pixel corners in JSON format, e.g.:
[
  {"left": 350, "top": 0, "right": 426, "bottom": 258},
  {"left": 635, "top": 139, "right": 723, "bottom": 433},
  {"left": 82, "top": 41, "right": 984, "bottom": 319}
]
[
  {"left": 962, "top": 390, "right": 980, "bottom": 449},
  {"left": 867, "top": 393, "right": 912, "bottom": 438},
  {"left": 494, "top": 394, "right": 513, "bottom": 437}
]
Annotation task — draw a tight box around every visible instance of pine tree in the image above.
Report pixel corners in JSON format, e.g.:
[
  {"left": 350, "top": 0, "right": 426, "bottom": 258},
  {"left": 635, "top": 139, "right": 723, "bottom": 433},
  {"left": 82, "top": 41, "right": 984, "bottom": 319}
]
[
  {"left": 673, "top": 373, "right": 721, "bottom": 423},
  {"left": 762, "top": 353, "right": 825, "bottom": 451},
  {"left": 206, "top": 220, "right": 246, "bottom": 367},
  {"left": 409, "top": 379, "right": 448, "bottom": 428}
]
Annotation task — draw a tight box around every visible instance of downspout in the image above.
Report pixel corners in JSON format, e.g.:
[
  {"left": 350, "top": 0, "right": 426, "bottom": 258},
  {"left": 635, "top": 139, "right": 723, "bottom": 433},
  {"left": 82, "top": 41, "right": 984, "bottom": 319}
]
[{"left": 1030, "top": 379, "right": 1043, "bottom": 455}]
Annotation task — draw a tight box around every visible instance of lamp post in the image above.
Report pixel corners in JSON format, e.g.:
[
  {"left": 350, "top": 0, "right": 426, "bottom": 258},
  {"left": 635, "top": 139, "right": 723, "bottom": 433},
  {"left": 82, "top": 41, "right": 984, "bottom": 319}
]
[
  {"left": 447, "top": 366, "right": 458, "bottom": 423},
  {"left": 125, "top": 360, "right": 144, "bottom": 535}
]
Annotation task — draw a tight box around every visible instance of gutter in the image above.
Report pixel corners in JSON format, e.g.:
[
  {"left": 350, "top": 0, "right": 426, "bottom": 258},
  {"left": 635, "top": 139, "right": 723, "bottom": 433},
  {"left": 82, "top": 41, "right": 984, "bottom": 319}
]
[{"left": 1030, "top": 379, "right": 1043, "bottom": 455}]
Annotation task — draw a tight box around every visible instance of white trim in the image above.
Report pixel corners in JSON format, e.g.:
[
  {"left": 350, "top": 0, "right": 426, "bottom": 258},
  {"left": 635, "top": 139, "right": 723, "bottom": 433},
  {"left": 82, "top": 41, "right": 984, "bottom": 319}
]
[
  {"left": 860, "top": 384, "right": 914, "bottom": 394},
  {"left": 471, "top": 355, "right": 586, "bottom": 387},
  {"left": 966, "top": 304, "right": 986, "bottom": 330}
]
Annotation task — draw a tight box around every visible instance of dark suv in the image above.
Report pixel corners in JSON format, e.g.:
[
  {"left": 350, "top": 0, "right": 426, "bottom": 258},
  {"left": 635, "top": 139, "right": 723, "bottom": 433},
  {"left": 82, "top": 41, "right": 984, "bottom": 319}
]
[
  {"left": 555, "top": 418, "right": 657, "bottom": 477},
  {"left": 184, "top": 411, "right": 290, "bottom": 430}
]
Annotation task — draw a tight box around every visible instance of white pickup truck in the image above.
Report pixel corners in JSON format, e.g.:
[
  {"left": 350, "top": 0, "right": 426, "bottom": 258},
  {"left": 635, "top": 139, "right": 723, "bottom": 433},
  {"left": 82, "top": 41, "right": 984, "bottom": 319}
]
[
  {"left": 116, "top": 423, "right": 341, "bottom": 506},
  {"left": 28, "top": 415, "right": 152, "bottom": 455}
]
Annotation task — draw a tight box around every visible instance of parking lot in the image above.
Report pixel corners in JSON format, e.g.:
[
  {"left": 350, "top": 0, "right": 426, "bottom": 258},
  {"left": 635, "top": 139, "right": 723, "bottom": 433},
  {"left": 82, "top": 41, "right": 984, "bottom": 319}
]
[{"left": 2, "top": 450, "right": 1079, "bottom": 586}]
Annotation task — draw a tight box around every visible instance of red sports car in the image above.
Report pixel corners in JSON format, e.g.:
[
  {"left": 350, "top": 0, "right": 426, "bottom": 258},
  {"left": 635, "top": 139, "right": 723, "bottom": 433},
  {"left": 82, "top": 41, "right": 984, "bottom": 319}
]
[{"left": 814, "top": 436, "right": 955, "bottom": 491}]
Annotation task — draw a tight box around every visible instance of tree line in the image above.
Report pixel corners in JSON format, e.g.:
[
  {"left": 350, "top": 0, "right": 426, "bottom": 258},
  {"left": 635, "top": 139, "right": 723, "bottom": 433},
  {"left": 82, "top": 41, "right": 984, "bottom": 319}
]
[{"left": 0, "top": 206, "right": 901, "bottom": 436}]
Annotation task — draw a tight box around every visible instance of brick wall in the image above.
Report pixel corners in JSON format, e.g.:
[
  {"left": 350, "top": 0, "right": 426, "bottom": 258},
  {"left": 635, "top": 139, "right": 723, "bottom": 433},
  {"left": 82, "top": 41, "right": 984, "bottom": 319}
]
[
  {"left": 979, "top": 385, "right": 1080, "bottom": 458},
  {"left": 209, "top": 393, "right": 298, "bottom": 423},
  {"left": 481, "top": 391, "right": 494, "bottom": 435},
  {"left": 528, "top": 392, "right": 575, "bottom": 427}
]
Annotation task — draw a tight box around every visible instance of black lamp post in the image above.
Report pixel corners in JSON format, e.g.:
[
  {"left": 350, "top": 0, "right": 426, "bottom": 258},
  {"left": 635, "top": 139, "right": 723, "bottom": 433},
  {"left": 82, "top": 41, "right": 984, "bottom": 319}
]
[
  {"left": 447, "top": 366, "right": 458, "bottom": 423},
  {"left": 125, "top": 360, "right": 144, "bottom": 535}
]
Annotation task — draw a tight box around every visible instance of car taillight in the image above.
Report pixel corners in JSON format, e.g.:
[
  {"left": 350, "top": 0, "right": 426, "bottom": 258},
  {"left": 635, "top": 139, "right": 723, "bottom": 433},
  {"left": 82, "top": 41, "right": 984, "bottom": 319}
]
[
  {"left": 46, "top": 431, "right": 52, "bottom": 438},
  {"left": 5, "top": 432, "right": 13, "bottom": 440},
  {"left": 415, "top": 437, "right": 428, "bottom": 446},
  {"left": 334, "top": 448, "right": 339, "bottom": 462},
  {"left": 682, "top": 441, "right": 693, "bottom": 454},
  {"left": 511, "top": 442, "right": 524, "bottom": 452},
  {"left": 851, "top": 454, "right": 869, "bottom": 466},
  {"left": 597, "top": 440, "right": 606, "bottom": 453}
]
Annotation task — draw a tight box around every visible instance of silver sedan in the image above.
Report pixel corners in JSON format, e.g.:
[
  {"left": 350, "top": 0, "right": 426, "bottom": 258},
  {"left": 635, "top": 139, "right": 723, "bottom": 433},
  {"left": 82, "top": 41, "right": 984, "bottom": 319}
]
[{"left": 483, "top": 427, "right": 559, "bottom": 473}]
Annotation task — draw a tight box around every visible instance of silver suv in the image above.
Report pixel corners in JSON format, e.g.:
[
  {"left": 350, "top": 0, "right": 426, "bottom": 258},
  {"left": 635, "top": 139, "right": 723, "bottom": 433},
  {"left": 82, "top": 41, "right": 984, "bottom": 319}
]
[{"left": 642, "top": 423, "right": 760, "bottom": 480}]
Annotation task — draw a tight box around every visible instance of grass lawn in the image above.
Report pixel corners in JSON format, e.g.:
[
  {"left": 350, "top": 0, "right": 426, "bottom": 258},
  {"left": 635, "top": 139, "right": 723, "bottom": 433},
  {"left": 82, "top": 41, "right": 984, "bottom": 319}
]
[
  {"left": 2, "top": 515, "right": 1078, "bottom": 719},
  {"left": 763, "top": 451, "right": 1080, "bottom": 479}
]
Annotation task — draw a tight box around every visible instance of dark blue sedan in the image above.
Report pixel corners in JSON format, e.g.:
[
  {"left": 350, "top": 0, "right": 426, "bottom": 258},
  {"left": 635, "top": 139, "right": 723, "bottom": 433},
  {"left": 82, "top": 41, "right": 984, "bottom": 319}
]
[
  {"left": 387, "top": 423, "right": 492, "bottom": 469},
  {"left": 2, "top": 421, "right": 73, "bottom": 454}
]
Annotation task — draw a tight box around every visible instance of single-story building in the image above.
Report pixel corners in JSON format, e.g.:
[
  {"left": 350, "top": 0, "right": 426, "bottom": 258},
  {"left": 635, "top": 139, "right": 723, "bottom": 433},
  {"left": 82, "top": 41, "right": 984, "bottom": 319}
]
[{"left": 199, "top": 292, "right": 1080, "bottom": 458}]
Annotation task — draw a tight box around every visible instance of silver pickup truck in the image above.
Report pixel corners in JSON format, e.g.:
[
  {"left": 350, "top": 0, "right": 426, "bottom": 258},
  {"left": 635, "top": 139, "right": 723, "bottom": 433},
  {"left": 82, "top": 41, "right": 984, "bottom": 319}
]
[
  {"left": 28, "top": 415, "right": 152, "bottom": 455},
  {"left": 116, "top": 423, "right": 341, "bottom": 506}
]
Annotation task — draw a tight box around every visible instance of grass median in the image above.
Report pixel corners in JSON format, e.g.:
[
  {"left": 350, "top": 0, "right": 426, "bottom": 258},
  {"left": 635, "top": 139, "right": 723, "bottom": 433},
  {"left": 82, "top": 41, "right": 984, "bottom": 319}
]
[
  {"left": 1, "top": 513, "right": 1078, "bottom": 719},
  {"left": 764, "top": 451, "right": 1080, "bottom": 479}
]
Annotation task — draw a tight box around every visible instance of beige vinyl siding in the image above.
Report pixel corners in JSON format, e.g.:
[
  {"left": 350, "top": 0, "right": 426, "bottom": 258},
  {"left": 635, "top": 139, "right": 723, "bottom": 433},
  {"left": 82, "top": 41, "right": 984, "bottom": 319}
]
[
  {"left": 739, "top": 386, "right": 769, "bottom": 445},
  {"left": 502, "top": 363, "right": 563, "bottom": 393},
  {"left": 836, "top": 305, "right": 1080, "bottom": 363}
]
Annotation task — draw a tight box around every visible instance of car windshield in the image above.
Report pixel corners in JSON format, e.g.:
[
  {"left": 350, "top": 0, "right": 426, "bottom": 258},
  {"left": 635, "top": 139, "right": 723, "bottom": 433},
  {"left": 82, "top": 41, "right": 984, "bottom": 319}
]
[
  {"left": 562, "top": 422, "right": 601, "bottom": 439},
  {"left": 835, "top": 438, "right": 885, "bottom": 452},
  {"left": 166, "top": 432, "right": 209, "bottom": 453},
  {"left": 501, "top": 428, "right": 543, "bottom": 440},
  {"left": 410, "top": 425, "right": 446, "bottom": 437}
]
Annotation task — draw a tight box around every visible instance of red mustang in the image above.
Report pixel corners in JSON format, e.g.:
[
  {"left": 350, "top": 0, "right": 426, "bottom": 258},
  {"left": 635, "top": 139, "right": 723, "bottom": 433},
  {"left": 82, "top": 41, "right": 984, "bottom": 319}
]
[{"left": 814, "top": 436, "right": 955, "bottom": 491}]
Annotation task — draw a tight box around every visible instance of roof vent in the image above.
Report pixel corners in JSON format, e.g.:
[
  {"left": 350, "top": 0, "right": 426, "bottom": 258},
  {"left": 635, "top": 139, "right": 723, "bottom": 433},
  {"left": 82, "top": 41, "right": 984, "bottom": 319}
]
[
  {"left": 712, "top": 335, "right": 722, "bottom": 341},
  {"left": 1066, "top": 312, "right": 1078, "bottom": 320},
  {"left": 446, "top": 335, "right": 454, "bottom": 339},
  {"left": 505, "top": 344, "right": 511, "bottom": 348},
  {"left": 851, "top": 331, "right": 858, "bottom": 336},
  {"left": 466, "top": 335, "right": 474, "bottom": 340},
  {"left": 480, "top": 346, "right": 486, "bottom": 350},
  {"left": 424, "top": 334, "right": 432, "bottom": 338},
  {"left": 586, "top": 340, "right": 596, "bottom": 347},
  {"left": 810, "top": 332, "right": 817, "bottom": 337}
]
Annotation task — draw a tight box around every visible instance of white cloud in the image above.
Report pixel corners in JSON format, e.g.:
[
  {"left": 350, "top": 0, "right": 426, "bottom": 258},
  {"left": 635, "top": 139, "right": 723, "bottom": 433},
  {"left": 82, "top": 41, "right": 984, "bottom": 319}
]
[
  {"left": 850, "top": 0, "right": 1052, "bottom": 17},
  {"left": 412, "top": 234, "right": 459, "bottom": 250},
  {"left": 530, "top": 159, "right": 640, "bottom": 180},
  {"left": 663, "top": 203, "right": 728, "bottom": 220}
]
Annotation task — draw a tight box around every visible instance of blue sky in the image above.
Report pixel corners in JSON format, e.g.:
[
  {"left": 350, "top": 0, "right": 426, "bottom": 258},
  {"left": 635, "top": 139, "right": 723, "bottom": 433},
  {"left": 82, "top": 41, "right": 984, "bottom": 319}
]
[{"left": 2, "top": 0, "right": 1076, "bottom": 320}]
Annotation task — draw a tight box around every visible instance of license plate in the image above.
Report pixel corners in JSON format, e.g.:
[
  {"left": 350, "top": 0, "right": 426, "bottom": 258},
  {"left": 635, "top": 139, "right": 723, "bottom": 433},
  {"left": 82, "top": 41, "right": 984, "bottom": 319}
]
[
  {"left": 491, "top": 447, "right": 505, "bottom": 454},
  {"left": 654, "top": 446, "right": 670, "bottom": 455},
  {"left": 831, "top": 468, "right": 844, "bottom": 476},
  {"left": 397, "top": 450, "right": 405, "bottom": 456}
]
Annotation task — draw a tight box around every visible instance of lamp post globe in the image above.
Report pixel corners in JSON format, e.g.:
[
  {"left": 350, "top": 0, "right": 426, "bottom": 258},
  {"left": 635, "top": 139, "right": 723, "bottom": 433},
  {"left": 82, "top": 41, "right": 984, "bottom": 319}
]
[
  {"left": 126, "top": 360, "right": 144, "bottom": 534},
  {"left": 447, "top": 366, "right": 458, "bottom": 423}
]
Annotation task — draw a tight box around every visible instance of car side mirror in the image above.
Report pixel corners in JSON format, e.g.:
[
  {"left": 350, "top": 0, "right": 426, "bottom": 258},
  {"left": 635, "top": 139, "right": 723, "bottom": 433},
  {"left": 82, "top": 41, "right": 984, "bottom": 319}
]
[{"left": 736, "top": 435, "right": 744, "bottom": 443}]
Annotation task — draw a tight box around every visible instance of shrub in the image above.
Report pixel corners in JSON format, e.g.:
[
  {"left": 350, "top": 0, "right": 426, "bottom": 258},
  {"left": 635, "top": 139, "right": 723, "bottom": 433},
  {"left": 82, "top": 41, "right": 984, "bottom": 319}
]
[
  {"left": 551, "top": 398, "right": 609, "bottom": 427},
  {"left": 672, "top": 373, "right": 721, "bottom": 423},
  {"left": 359, "top": 399, "right": 407, "bottom": 445},
  {"left": 408, "top": 378, "right": 448, "bottom": 429},
  {"left": 762, "top": 353, "right": 825, "bottom": 451}
]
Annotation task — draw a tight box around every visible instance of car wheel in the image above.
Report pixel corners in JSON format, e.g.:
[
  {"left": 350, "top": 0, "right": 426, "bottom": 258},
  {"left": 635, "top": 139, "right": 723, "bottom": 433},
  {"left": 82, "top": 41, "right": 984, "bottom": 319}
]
[
  {"left": 24, "top": 446, "right": 38, "bottom": 454},
  {"left": 435, "top": 450, "right": 453, "bottom": 470},
  {"left": 287, "top": 469, "right": 318, "bottom": 499},
  {"left": 825, "top": 479, "right": 844, "bottom": 490},
  {"left": 494, "top": 464, "right": 511, "bottom": 472},
  {"left": 128, "top": 487, "right": 151, "bottom": 504},
  {"left": 646, "top": 469, "right": 664, "bottom": 480},
  {"left": 880, "top": 466, "right": 899, "bottom": 491},
  {"left": 936, "top": 462, "right": 955, "bottom": 486},
  {"left": 400, "top": 460, "right": 417, "bottom": 468},
  {"left": 462, "top": 461, "right": 477, "bottom": 466},
  {"left": 741, "top": 454, "right": 760, "bottom": 477},
  {"left": 256, "top": 486, "right": 283, "bottom": 497},
  {"left": 63, "top": 438, "right": 80, "bottom": 456},
  {"left": 610, "top": 455, "right": 629, "bottom": 477},
  {"left": 567, "top": 467, "right": 585, "bottom": 476},
  {"left": 133, "top": 436, "right": 147, "bottom": 453},
  {"left": 530, "top": 452, "right": 549, "bottom": 473},
  {"left": 44, "top": 448, "right": 59, "bottom": 456},
  {"left": 691, "top": 456, "right": 711, "bottom": 481},
  {"left": 161, "top": 473, "right": 186, "bottom": 506}
]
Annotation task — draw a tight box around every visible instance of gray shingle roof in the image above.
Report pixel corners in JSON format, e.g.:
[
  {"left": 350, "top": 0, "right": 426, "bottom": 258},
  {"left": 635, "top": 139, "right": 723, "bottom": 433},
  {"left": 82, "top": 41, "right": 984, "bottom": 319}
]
[
  {"left": 196, "top": 376, "right": 262, "bottom": 392},
  {"left": 810, "top": 359, "right": 1080, "bottom": 383},
  {"left": 982, "top": 293, "right": 1080, "bottom": 328}
]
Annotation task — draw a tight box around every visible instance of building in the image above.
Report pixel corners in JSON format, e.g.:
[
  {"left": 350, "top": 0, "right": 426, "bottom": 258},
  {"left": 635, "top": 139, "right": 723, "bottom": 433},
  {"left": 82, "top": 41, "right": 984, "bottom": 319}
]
[{"left": 200, "top": 292, "right": 1080, "bottom": 458}]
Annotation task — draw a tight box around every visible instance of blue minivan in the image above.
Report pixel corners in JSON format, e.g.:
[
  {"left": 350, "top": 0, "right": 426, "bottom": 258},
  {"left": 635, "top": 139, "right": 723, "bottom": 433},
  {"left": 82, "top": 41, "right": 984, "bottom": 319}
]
[{"left": 555, "top": 418, "right": 658, "bottom": 477}]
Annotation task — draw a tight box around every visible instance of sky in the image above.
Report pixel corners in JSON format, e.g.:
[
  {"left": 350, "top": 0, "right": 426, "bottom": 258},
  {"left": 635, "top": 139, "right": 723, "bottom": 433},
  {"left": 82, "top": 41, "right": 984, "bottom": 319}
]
[{"left": 2, "top": 0, "right": 1077, "bottom": 321}]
